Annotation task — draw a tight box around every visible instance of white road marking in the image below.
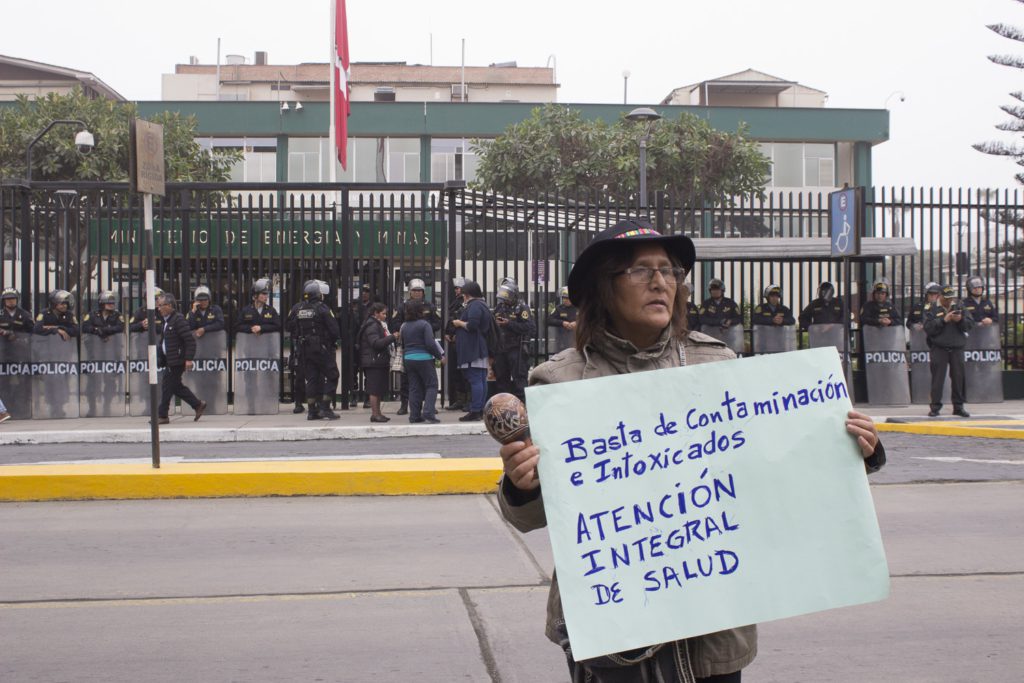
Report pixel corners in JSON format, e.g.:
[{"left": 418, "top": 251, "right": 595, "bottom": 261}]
[
  {"left": 16, "top": 453, "right": 442, "bottom": 466},
  {"left": 912, "top": 456, "right": 1023, "bottom": 465}
]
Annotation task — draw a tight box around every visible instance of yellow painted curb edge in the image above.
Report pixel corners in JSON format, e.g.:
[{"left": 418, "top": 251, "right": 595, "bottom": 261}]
[
  {"left": 877, "top": 423, "right": 1024, "bottom": 440},
  {"left": 0, "top": 458, "right": 505, "bottom": 502}
]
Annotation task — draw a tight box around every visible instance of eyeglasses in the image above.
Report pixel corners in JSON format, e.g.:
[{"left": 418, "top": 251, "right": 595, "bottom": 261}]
[{"left": 613, "top": 266, "right": 687, "bottom": 285}]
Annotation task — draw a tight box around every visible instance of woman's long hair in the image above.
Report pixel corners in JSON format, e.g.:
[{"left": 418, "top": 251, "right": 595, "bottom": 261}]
[{"left": 574, "top": 244, "right": 690, "bottom": 352}]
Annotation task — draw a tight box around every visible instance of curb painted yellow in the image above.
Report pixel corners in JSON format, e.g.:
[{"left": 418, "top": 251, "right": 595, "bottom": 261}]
[
  {"left": 877, "top": 422, "right": 1024, "bottom": 440},
  {"left": 0, "top": 458, "right": 504, "bottom": 502}
]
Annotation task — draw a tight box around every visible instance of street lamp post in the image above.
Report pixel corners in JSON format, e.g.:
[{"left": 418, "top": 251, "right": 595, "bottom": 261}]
[
  {"left": 622, "top": 70, "right": 631, "bottom": 105},
  {"left": 625, "top": 107, "right": 662, "bottom": 211}
]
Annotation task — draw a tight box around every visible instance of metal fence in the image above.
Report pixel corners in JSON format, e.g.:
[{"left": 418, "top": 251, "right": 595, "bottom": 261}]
[{"left": 2, "top": 181, "right": 1022, "bottom": 407}]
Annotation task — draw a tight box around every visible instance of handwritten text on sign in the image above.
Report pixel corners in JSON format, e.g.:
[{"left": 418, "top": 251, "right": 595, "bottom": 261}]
[{"left": 526, "top": 348, "right": 889, "bottom": 661}]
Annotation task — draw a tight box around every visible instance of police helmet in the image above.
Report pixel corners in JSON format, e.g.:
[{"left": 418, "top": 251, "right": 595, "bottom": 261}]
[
  {"left": 303, "top": 280, "right": 323, "bottom": 301},
  {"left": 452, "top": 277, "right": 466, "bottom": 289},
  {"left": 317, "top": 280, "right": 330, "bottom": 296},
  {"left": 1, "top": 287, "right": 18, "bottom": 301},
  {"left": 497, "top": 282, "right": 518, "bottom": 304},
  {"left": 500, "top": 277, "right": 518, "bottom": 289},
  {"left": 872, "top": 278, "right": 890, "bottom": 294},
  {"left": 558, "top": 285, "right": 570, "bottom": 300},
  {"left": 98, "top": 290, "right": 117, "bottom": 305},
  {"left": 763, "top": 284, "right": 781, "bottom": 299},
  {"left": 194, "top": 286, "right": 212, "bottom": 302},
  {"left": 818, "top": 281, "right": 835, "bottom": 299},
  {"left": 708, "top": 278, "right": 725, "bottom": 293},
  {"left": 49, "top": 289, "right": 73, "bottom": 307},
  {"left": 408, "top": 278, "right": 426, "bottom": 292},
  {"left": 925, "top": 282, "right": 942, "bottom": 295},
  {"left": 252, "top": 278, "right": 271, "bottom": 297},
  {"left": 966, "top": 275, "right": 985, "bottom": 291}
]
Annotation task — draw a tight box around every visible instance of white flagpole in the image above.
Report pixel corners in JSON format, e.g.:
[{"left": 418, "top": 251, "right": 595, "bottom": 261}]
[{"left": 329, "top": 0, "right": 337, "bottom": 185}]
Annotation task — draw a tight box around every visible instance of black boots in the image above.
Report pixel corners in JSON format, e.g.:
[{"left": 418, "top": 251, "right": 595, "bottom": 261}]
[
  {"left": 396, "top": 401, "right": 409, "bottom": 416},
  {"left": 320, "top": 400, "right": 340, "bottom": 420}
]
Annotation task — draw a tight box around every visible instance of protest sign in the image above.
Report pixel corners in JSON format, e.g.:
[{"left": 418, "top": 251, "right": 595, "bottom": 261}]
[{"left": 526, "top": 347, "right": 889, "bottom": 661}]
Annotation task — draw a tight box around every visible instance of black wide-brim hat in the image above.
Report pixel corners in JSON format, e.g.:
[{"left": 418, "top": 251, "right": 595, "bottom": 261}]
[{"left": 567, "top": 217, "right": 696, "bottom": 305}]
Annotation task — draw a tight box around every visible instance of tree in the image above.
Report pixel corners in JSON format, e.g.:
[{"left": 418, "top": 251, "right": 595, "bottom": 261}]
[
  {"left": 973, "top": 4, "right": 1024, "bottom": 273},
  {"left": 0, "top": 88, "right": 240, "bottom": 182},
  {"left": 471, "top": 104, "right": 771, "bottom": 207}
]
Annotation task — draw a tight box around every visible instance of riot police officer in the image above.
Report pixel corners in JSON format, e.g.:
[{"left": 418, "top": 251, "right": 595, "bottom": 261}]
[
  {"left": 546, "top": 285, "right": 577, "bottom": 351},
  {"left": 0, "top": 288, "right": 33, "bottom": 340},
  {"left": 906, "top": 282, "right": 942, "bottom": 330},
  {"left": 187, "top": 285, "right": 225, "bottom": 338},
  {"left": 287, "top": 280, "right": 341, "bottom": 420},
  {"left": 492, "top": 279, "right": 535, "bottom": 402},
  {"left": 963, "top": 275, "right": 998, "bottom": 327},
  {"left": 391, "top": 278, "right": 441, "bottom": 415},
  {"left": 699, "top": 278, "right": 742, "bottom": 330},
  {"left": 34, "top": 290, "right": 79, "bottom": 339},
  {"left": 752, "top": 284, "right": 795, "bottom": 326},
  {"left": 859, "top": 278, "right": 903, "bottom": 327},
  {"left": 924, "top": 284, "right": 973, "bottom": 418},
  {"left": 798, "top": 281, "right": 845, "bottom": 329},
  {"left": 236, "top": 278, "right": 282, "bottom": 335},
  {"left": 444, "top": 277, "right": 470, "bottom": 410},
  {"left": 129, "top": 286, "right": 165, "bottom": 334},
  {"left": 82, "top": 291, "right": 125, "bottom": 339}
]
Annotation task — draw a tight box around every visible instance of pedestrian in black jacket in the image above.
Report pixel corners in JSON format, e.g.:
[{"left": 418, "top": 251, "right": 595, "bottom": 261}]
[
  {"left": 924, "top": 284, "right": 973, "bottom": 418},
  {"left": 358, "top": 302, "right": 399, "bottom": 422},
  {"left": 156, "top": 293, "right": 206, "bottom": 423}
]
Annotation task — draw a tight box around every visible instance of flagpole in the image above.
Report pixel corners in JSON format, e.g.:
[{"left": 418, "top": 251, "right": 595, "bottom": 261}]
[{"left": 329, "top": 0, "right": 337, "bottom": 186}]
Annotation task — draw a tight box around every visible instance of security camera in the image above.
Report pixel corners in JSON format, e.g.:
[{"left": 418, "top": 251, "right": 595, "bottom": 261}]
[{"left": 75, "top": 130, "right": 95, "bottom": 154}]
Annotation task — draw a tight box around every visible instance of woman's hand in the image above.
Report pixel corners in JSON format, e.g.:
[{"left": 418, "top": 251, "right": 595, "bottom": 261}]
[
  {"left": 846, "top": 410, "right": 879, "bottom": 459},
  {"left": 499, "top": 440, "right": 540, "bottom": 491}
]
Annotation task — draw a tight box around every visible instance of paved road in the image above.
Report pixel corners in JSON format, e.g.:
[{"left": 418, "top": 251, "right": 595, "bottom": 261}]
[
  {"left": 3, "top": 433, "right": 1023, "bottom": 485},
  {"left": 2, "top": 479, "right": 1022, "bottom": 682}
]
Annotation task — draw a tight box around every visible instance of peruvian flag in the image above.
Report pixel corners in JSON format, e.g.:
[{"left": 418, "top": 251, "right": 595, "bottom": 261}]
[{"left": 332, "top": 0, "right": 350, "bottom": 169}]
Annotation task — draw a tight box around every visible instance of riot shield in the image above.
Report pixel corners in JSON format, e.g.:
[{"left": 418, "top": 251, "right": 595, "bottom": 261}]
[
  {"left": 30, "top": 333, "right": 79, "bottom": 418},
  {"left": 752, "top": 325, "right": 796, "bottom": 355},
  {"left": 233, "top": 332, "right": 281, "bottom": 415},
  {"left": 965, "top": 324, "right": 1004, "bottom": 403},
  {"left": 129, "top": 333, "right": 166, "bottom": 417},
  {"left": 861, "top": 326, "right": 911, "bottom": 405},
  {"left": 808, "top": 323, "right": 852, "bottom": 390},
  {"left": 0, "top": 333, "right": 33, "bottom": 418},
  {"left": 700, "top": 325, "right": 745, "bottom": 355},
  {"left": 182, "top": 330, "right": 228, "bottom": 416},
  {"left": 80, "top": 333, "right": 127, "bottom": 417},
  {"left": 908, "top": 329, "right": 950, "bottom": 405}
]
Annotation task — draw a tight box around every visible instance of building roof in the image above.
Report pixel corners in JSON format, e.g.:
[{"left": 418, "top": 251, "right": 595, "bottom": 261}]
[
  {"left": 0, "top": 54, "right": 125, "bottom": 100},
  {"left": 661, "top": 68, "right": 825, "bottom": 104}
]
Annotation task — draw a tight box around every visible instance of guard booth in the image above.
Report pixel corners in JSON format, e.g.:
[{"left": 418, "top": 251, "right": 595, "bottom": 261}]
[
  {"left": 0, "top": 333, "right": 33, "bottom": 418},
  {"left": 233, "top": 332, "right": 281, "bottom": 415},
  {"left": 965, "top": 324, "right": 1004, "bottom": 403},
  {"left": 30, "top": 334, "right": 80, "bottom": 418},
  {"left": 182, "top": 330, "right": 228, "bottom": 416},
  {"left": 752, "top": 326, "right": 796, "bottom": 355},
  {"left": 80, "top": 333, "right": 127, "bottom": 417},
  {"left": 129, "top": 333, "right": 165, "bottom": 416},
  {"left": 807, "top": 323, "right": 852, "bottom": 389},
  {"left": 908, "top": 329, "right": 950, "bottom": 405},
  {"left": 861, "top": 326, "right": 910, "bottom": 405},
  {"left": 700, "top": 325, "right": 745, "bottom": 355}
]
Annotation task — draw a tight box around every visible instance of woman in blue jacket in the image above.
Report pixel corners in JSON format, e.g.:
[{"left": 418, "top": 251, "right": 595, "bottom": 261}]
[{"left": 399, "top": 300, "right": 445, "bottom": 423}]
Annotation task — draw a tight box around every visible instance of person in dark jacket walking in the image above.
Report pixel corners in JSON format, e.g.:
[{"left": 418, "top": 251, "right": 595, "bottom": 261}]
[
  {"left": 450, "top": 280, "right": 491, "bottom": 422},
  {"left": 400, "top": 300, "right": 445, "bottom": 423},
  {"left": 924, "top": 284, "right": 973, "bottom": 418},
  {"left": 82, "top": 291, "right": 125, "bottom": 339},
  {"left": 358, "top": 302, "right": 399, "bottom": 422},
  {"left": 155, "top": 293, "right": 206, "bottom": 424}
]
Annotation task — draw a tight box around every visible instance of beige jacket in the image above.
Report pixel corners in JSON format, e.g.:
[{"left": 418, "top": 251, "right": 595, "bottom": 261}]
[{"left": 497, "top": 328, "right": 757, "bottom": 678}]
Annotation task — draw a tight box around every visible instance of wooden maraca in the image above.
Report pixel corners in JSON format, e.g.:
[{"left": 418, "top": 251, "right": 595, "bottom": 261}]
[{"left": 482, "top": 392, "right": 531, "bottom": 445}]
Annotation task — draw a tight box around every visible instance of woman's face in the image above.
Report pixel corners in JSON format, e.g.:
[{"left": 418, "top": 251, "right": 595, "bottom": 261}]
[
  {"left": 608, "top": 244, "right": 677, "bottom": 343},
  {"left": 375, "top": 308, "right": 387, "bottom": 321}
]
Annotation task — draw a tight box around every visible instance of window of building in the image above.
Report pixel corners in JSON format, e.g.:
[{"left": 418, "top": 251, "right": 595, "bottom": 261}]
[
  {"left": 286, "top": 137, "right": 420, "bottom": 183},
  {"left": 759, "top": 142, "right": 836, "bottom": 188},
  {"left": 430, "top": 138, "right": 481, "bottom": 183},
  {"left": 199, "top": 137, "right": 277, "bottom": 182}
]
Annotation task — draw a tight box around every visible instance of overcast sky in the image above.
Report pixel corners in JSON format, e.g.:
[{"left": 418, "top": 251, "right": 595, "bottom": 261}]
[{"left": 5, "top": 0, "right": 1023, "bottom": 191}]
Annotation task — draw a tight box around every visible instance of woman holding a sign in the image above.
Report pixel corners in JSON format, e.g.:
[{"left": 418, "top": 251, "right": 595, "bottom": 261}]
[{"left": 496, "top": 218, "right": 886, "bottom": 683}]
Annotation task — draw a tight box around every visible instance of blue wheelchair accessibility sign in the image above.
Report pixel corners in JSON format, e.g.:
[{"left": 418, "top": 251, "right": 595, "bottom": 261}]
[{"left": 829, "top": 187, "right": 861, "bottom": 257}]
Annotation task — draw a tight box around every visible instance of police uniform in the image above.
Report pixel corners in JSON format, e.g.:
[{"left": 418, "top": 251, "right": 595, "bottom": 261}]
[
  {"left": 33, "top": 309, "right": 79, "bottom": 336},
  {"left": 859, "top": 299, "right": 903, "bottom": 327},
  {"left": 685, "top": 301, "right": 700, "bottom": 331},
  {"left": 445, "top": 293, "right": 469, "bottom": 408},
  {"left": 129, "top": 307, "right": 165, "bottom": 334},
  {"left": 186, "top": 304, "right": 226, "bottom": 332},
  {"left": 905, "top": 300, "right": 936, "bottom": 328},
  {"left": 798, "top": 297, "right": 844, "bottom": 329},
  {"left": 924, "top": 295, "right": 973, "bottom": 416},
  {"left": 286, "top": 301, "right": 307, "bottom": 409},
  {"left": 287, "top": 296, "right": 341, "bottom": 419},
  {"left": 751, "top": 303, "right": 795, "bottom": 326},
  {"left": 699, "top": 297, "right": 742, "bottom": 329},
  {"left": 492, "top": 298, "right": 535, "bottom": 401},
  {"left": 236, "top": 304, "right": 282, "bottom": 334},
  {"left": 546, "top": 301, "right": 578, "bottom": 351},
  {"left": 82, "top": 309, "right": 125, "bottom": 338},
  {"left": 963, "top": 296, "right": 998, "bottom": 324},
  {"left": 0, "top": 304, "right": 34, "bottom": 339}
]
